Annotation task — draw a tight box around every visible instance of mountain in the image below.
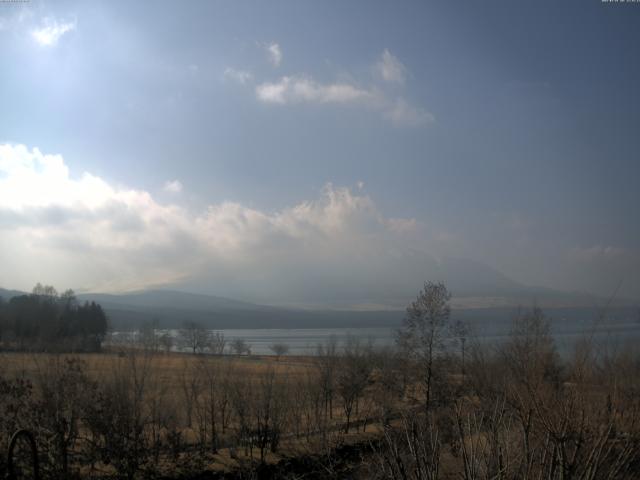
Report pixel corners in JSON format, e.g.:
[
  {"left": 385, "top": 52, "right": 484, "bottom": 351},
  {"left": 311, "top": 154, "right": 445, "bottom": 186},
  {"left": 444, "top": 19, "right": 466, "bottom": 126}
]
[
  {"left": 2, "top": 285, "right": 636, "bottom": 331},
  {"left": 3, "top": 286, "right": 404, "bottom": 329},
  {"left": 436, "top": 257, "right": 526, "bottom": 296},
  {"left": 75, "top": 289, "right": 402, "bottom": 330},
  {"left": 2, "top": 253, "right": 636, "bottom": 330},
  {"left": 0, "top": 287, "right": 25, "bottom": 301},
  {"left": 77, "top": 290, "right": 270, "bottom": 314}
]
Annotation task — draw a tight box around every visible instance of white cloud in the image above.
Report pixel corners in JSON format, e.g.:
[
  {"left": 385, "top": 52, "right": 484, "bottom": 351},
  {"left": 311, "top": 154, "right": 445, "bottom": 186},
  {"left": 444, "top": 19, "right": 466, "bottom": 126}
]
[
  {"left": 386, "top": 98, "right": 434, "bottom": 127},
  {"left": 31, "top": 17, "right": 76, "bottom": 46},
  {"left": 265, "top": 42, "right": 282, "bottom": 67},
  {"left": 163, "top": 180, "right": 183, "bottom": 194},
  {"left": 255, "top": 75, "right": 379, "bottom": 105},
  {"left": 0, "top": 144, "right": 197, "bottom": 290},
  {"left": 0, "top": 144, "right": 429, "bottom": 300},
  {"left": 251, "top": 49, "right": 433, "bottom": 127},
  {"left": 256, "top": 76, "right": 434, "bottom": 127},
  {"left": 223, "top": 67, "right": 253, "bottom": 85},
  {"left": 376, "top": 49, "right": 406, "bottom": 84}
]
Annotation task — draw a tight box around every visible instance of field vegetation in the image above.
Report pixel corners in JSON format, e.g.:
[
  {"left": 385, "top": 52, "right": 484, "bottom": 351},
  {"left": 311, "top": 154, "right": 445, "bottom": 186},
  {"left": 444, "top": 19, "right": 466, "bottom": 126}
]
[{"left": 0, "top": 282, "right": 639, "bottom": 479}]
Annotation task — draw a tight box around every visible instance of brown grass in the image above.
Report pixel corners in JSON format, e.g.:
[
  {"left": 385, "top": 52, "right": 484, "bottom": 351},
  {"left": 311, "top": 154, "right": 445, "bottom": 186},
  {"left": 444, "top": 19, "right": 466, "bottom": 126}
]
[{"left": 0, "top": 350, "right": 316, "bottom": 384}]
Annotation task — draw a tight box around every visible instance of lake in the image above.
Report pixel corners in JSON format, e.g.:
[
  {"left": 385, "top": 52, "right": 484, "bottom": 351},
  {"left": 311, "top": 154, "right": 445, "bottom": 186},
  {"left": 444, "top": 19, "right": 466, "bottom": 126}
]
[{"left": 109, "top": 309, "right": 640, "bottom": 357}]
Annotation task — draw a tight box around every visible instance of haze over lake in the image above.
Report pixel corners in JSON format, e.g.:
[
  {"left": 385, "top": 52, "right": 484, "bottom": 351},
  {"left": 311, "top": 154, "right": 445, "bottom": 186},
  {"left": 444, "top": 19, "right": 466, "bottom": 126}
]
[{"left": 110, "top": 308, "right": 640, "bottom": 356}]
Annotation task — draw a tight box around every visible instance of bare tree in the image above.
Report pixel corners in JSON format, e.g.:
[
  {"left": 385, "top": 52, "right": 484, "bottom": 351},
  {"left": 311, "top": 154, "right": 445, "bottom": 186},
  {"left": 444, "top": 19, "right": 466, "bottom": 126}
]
[
  {"left": 158, "top": 332, "right": 173, "bottom": 354},
  {"left": 178, "top": 321, "right": 210, "bottom": 354},
  {"left": 32, "top": 283, "right": 58, "bottom": 299},
  {"left": 229, "top": 374, "right": 253, "bottom": 456},
  {"left": 452, "top": 319, "right": 470, "bottom": 380},
  {"left": 370, "top": 347, "right": 405, "bottom": 427},
  {"left": 316, "top": 336, "right": 338, "bottom": 422},
  {"left": 269, "top": 342, "right": 289, "bottom": 360},
  {"left": 337, "top": 336, "right": 371, "bottom": 433},
  {"left": 230, "top": 337, "right": 251, "bottom": 356},
  {"left": 194, "top": 356, "right": 231, "bottom": 454},
  {"left": 397, "top": 281, "right": 452, "bottom": 415},
  {"left": 501, "top": 306, "right": 560, "bottom": 392},
  {"left": 179, "top": 359, "right": 201, "bottom": 429},
  {"left": 33, "top": 356, "right": 92, "bottom": 477},
  {"left": 138, "top": 319, "right": 160, "bottom": 353},
  {"left": 83, "top": 351, "right": 155, "bottom": 480},
  {"left": 252, "top": 367, "right": 289, "bottom": 462},
  {"left": 459, "top": 308, "right": 640, "bottom": 480},
  {"left": 208, "top": 331, "right": 226, "bottom": 355},
  {"left": 372, "top": 414, "right": 441, "bottom": 480}
]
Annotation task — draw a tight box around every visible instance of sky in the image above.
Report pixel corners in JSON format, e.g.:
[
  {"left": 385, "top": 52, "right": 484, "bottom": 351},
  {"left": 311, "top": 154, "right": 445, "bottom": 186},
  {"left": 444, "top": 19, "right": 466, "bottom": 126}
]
[{"left": 0, "top": 0, "right": 639, "bottom": 306}]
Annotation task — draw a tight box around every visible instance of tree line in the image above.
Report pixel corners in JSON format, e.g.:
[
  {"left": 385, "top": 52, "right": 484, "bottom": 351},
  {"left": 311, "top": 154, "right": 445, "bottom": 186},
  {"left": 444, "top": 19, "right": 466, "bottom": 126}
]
[
  {"left": 121, "top": 319, "right": 286, "bottom": 357},
  {"left": 0, "top": 284, "right": 108, "bottom": 352}
]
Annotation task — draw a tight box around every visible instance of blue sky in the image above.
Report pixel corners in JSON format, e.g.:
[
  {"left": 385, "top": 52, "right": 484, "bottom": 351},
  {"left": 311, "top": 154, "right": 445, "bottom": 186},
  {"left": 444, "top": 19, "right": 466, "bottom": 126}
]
[{"left": 1, "top": 0, "right": 639, "bottom": 305}]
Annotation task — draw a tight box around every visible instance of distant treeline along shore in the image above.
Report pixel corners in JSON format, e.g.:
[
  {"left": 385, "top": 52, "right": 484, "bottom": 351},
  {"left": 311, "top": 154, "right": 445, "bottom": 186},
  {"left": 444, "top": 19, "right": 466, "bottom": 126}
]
[{"left": 0, "top": 283, "right": 108, "bottom": 352}]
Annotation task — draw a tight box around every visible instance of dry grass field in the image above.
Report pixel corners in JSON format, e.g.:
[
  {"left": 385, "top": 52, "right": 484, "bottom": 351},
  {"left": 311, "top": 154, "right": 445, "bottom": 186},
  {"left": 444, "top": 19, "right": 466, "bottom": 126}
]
[
  {"left": 0, "top": 350, "right": 316, "bottom": 387},
  {"left": 2, "top": 307, "right": 640, "bottom": 479},
  {"left": 0, "top": 346, "right": 396, "bottom": 478}
]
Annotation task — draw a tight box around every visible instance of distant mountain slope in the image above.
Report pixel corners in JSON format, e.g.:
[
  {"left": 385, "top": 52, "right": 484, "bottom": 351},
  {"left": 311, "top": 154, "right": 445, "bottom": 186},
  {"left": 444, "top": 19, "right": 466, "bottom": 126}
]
[
  {"left": 76, "top": 288, "right": 638, "bottom": 331},
  {"left": 76, "top": 289, "right": 299, "bottom": 329},
  {"left": 77, "top": 290, "right": 271, "bottom": 313},
  {"left": 2, "top": 284, "right": 637, "bottom": 331},
  {"left": 3, "top": 256, "right": 636, "bottom": 331},
  {"left": 76, "top": 289, "right": 403, "bottom": 329},
  {"left": 0, "top": 287, "right": 25, "bottom": 300}
]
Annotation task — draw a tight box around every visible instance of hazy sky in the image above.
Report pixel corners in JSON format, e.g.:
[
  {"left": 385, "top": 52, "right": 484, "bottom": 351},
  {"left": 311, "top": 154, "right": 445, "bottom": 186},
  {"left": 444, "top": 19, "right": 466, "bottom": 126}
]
[{"left": 1, "top": 1, "right": 639, "bottom": 305}]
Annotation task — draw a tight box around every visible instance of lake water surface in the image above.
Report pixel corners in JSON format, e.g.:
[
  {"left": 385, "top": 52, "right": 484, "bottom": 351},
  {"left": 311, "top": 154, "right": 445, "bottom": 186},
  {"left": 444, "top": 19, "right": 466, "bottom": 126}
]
[{"left": 111, "top": 313, "right": 640, "bottom": 356}]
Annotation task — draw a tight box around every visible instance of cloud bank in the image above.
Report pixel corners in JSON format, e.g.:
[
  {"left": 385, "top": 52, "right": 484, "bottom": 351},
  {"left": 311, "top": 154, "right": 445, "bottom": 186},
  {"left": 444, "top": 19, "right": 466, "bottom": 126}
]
[
  {"left": 2, "top": 145, "right": 636, "bottom": 302},
  {"left": 0, "top": 144, "right": 435, "bottom": 303}
]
